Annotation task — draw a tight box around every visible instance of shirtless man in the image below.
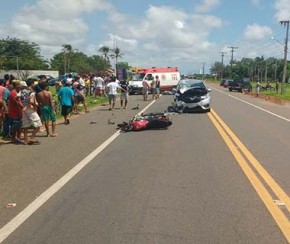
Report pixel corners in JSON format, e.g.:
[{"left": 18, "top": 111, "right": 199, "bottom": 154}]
[{"left": 36, "top": 83, "right": 57, "bottom": 137}]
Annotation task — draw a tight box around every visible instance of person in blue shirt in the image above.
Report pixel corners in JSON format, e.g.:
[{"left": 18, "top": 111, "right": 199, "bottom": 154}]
[{"left": 58, "top": 78, "right": 74, "bottom": 124}]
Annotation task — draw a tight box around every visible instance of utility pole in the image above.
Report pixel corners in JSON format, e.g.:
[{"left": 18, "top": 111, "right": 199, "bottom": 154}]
[
  {"left": 274, "top": 59, "right": 278, "bottom": 82},
  {"left": 280, "top": 20, "right": 290, "bottom": 95},
  {"left": 202, "top": 62, "right": 205, "bottom": 79},
  {"left": 264, "top": 60, "right": 268, "bottom": 83},
  {"left": 219, "top": 51, "right": 226, "bottom": 80},
  {"left": 228, "top": 46, "right": 238, "bottom": 78}
]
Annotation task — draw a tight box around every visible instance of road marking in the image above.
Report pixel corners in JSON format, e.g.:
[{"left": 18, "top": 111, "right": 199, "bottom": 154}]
[
  {"left": 210, "top": 109, "right": 290, "bottom": 212},
  {"left": 208, "top": 109, "right": 290, "bottom": 242},
  {"left": 0, "top": 99, "right": 157, "bottom": 243},
  {"left": 210, "top": 86, "right": 290, "bottom": 123}
]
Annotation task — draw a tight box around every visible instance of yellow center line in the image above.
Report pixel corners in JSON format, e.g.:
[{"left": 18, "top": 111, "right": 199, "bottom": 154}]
[
  {"left": 207, "top": 109, "right": 290, "bottom": 242},
  {"left": 210, "top": 109, "right": 290, "bottom": 212}
]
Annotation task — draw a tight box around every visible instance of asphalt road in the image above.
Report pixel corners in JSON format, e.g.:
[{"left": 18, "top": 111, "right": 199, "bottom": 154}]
[{"left": 0, "top": 84, "right": 290, "bottom": 243}]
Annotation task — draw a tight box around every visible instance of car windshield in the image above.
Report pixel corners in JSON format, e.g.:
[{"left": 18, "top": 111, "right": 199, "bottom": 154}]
[
  {"left": 131, "top": 73, "right": 146, "bottom": 81},
  {"left": 178, "top": 80, "right": 205, "bottom": 90}
]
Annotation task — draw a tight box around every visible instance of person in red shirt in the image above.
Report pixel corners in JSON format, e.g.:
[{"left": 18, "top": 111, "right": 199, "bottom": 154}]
[
  {"left": 4, "top": 74, "right": 10, "bottom": 87},
  {"left": 8, "top": 80, "right": 23, "bottom": 143}
]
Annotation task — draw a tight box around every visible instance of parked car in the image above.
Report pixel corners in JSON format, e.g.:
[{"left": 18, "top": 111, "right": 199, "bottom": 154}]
[
  {"left": 223, "top": 79, "right": 232, "bottom": 88},
  {"left": 171, "top": 79, "right": 211, "bottom": 113},
  {"left": 228, "top": 78, "right": 252, "bottom": 92},
  {"left": 47, "top": 75, "right": 67, "bottom": 86},
  {"left": 220, "top": 79, "right": 231, "bottom": 88},
  {"left": 220, "top": 79, "right": 227, "bottom": 86},
  {"left": 26, "top": 74, "right": 55, "bottom": 85}
]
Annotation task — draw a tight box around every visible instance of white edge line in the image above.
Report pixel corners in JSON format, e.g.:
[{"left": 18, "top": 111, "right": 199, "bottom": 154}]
[
  {"left": 0, "top": 99, "right": 158, "bottom": 243},
  {"left": 210, "top": 87, "right": 290, "bottom": 123},
  {"left": 0, "top": 131, "right": 120, "bottom": 243},
  {"left": 138, "top": 99, "right": 156, "bottom": 115}
]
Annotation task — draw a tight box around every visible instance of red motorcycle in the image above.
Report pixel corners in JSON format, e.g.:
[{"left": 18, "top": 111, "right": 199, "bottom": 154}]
[{"left": 117, "top": 112, "right": 172, "bottom": 132}]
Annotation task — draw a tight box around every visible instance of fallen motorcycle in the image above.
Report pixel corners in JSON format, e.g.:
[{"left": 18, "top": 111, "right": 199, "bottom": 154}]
[{"left": 117, "top": 112, "right": 173, "bottom": 132}]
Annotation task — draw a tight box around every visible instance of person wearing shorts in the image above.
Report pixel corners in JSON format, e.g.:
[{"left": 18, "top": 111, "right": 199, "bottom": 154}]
[
  {"left": 36, "top": 82, "right": 57, "bottom": 137},
  {"left": 119, "top": 80, "right": 129, "bottom": 109},
  {"left": 142, "top": 78, "right": 150, "bottom": 101},
  {"left": 8, "top": 81, "right": 23, "bottom": 143},
  {"left": 73, "top": 82, "right": 89, "bottom": 114},
  {"left": 22, "top": 108, "right": 42, "bottom": 144},
  {"left": 20, "top": 80, "right": 42, "bottom": 144},
  {"left": 58, "top": 79, "right": 74, "bottom": 124},
  {"left": 150, "top": 77, "right": 157, "bottom": 100},
  {"left": 41, "top": 104, "right": 57, "bottom": 136},
  {"left": 155, "top": 75, "right": 161, "bottom": 99},
  {"left": 106, "top": 77, "right": 120, "bottom": 110}
]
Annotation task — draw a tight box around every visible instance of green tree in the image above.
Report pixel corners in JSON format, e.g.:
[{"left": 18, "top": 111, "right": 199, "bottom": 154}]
[
  {"left": 62, "top": 44, "right": 73, "bottom": 73},
  {"left": 0, "top": 37, "right": 47, "bottom": 70},
  {"left": 98, "top": 46, "right": 110, "bottom": 62},
  {"left": 51, "top": 48, "right": 111, "bottom": 75},
  {"left": 87, "top": 55, "right": 110, "bottom": 73}
]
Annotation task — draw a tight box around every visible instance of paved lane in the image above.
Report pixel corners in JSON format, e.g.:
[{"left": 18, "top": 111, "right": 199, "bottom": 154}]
[{"left": 1, "top": 92, "right": 288, "bottom": 243}]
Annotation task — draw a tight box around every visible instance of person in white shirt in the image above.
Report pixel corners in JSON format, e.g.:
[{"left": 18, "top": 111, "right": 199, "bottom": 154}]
[
  {"left": 106, "top": 76, "right": 126, "bottom": 110},
  {"left": 95, "top": 75, "right": 104, "bottom": 97}
]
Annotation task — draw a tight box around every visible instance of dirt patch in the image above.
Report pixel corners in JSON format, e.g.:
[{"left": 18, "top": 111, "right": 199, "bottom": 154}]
[{"left": 244, "top": 91, "right": 290, "bottom": 106}]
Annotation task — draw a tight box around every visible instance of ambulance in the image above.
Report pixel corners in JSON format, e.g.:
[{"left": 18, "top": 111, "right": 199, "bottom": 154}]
[{"left": 128, "top": 67, "right": 180, "bottom": 95}]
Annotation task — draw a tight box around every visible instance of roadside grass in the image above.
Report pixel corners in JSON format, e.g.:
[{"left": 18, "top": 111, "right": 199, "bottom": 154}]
[
  {"left": 49, "top": 86, "right": 109, "bottom": 118},
  {"left": 209, "top": 79, "right": 290, "bottom": 101},
  {"left": 250, "top": 82, "right": 290, "bottom": 101}
]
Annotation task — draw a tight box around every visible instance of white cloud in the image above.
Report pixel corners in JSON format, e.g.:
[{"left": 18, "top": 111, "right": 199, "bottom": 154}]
[
  {"left": 195, "top": 0, "right": 221, "bottom": 13},
  {"left": 243, "top": 24, "right": 272, "bottom": 40},
  {"left": 112, "top": 5, "right": 222, "bottom": 50},
  {"left": 274, "top": 0, "right": 290, "bottom": 21},
  {"left": 0, "top": 0, "right": 224, "bottom": 73},
  {"left": 6, "top": 0, "right": 117, "bottom": 51},
  {"left": 251, "top": 0, "right": 261, "bottom": 6}
]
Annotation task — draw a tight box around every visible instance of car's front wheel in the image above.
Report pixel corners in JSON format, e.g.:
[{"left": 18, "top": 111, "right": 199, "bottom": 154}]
[{"left": 174, "top": 104, "right": 184, "bottom": 113}]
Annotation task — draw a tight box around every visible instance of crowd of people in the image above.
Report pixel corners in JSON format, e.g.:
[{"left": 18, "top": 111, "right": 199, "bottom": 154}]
[
  {"left": 0, "top": 74, "right": 57, "bottom": 144},
  {"left": 0, "top": 72, "right": 163, "bottom": 145},
  {"left": 0, "top": 73, "right": 131, "bottom": 145},
  {"left": 142, "top": 75, "right": 161, "bottom": 101}
]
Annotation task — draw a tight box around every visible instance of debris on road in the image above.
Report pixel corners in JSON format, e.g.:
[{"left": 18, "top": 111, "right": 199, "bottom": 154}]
[
  {"left": 107, "top": 119, "right": 115, "bottom": 125},
  {"left": 132, "top": 104, "right": 139, "bottom": 110},
  {"left": 6, "top": 203, "right": 17, "bottom": 208}
]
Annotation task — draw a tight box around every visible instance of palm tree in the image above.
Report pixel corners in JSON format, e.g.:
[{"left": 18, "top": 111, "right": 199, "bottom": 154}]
[
  {"left": 62, "top": 44, "right": 72, "bottom": 73},
  {"left": 98, "top": 46, "right": 110, "bottom": 62},
  {"left": 110, "top": 47, "right": 124, "bottom": 76}
]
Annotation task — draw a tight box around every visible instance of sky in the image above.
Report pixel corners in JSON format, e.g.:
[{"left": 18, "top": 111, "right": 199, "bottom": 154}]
[{"left": 1, "top": 0, "right": 290, "bottom": 74}]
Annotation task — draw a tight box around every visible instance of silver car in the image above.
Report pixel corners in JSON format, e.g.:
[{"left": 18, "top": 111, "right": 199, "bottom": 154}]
[{"left": 172, "top": 79, "right": 211, "bottom": 113}]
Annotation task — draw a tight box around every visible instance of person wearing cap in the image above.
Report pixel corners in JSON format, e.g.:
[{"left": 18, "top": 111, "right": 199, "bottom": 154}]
[
  {"left": 20, "top": 80, "right": 42, "bottom": 145},
  {"left": 8, "top": 80, "right": 23, "bottom": 144}
]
